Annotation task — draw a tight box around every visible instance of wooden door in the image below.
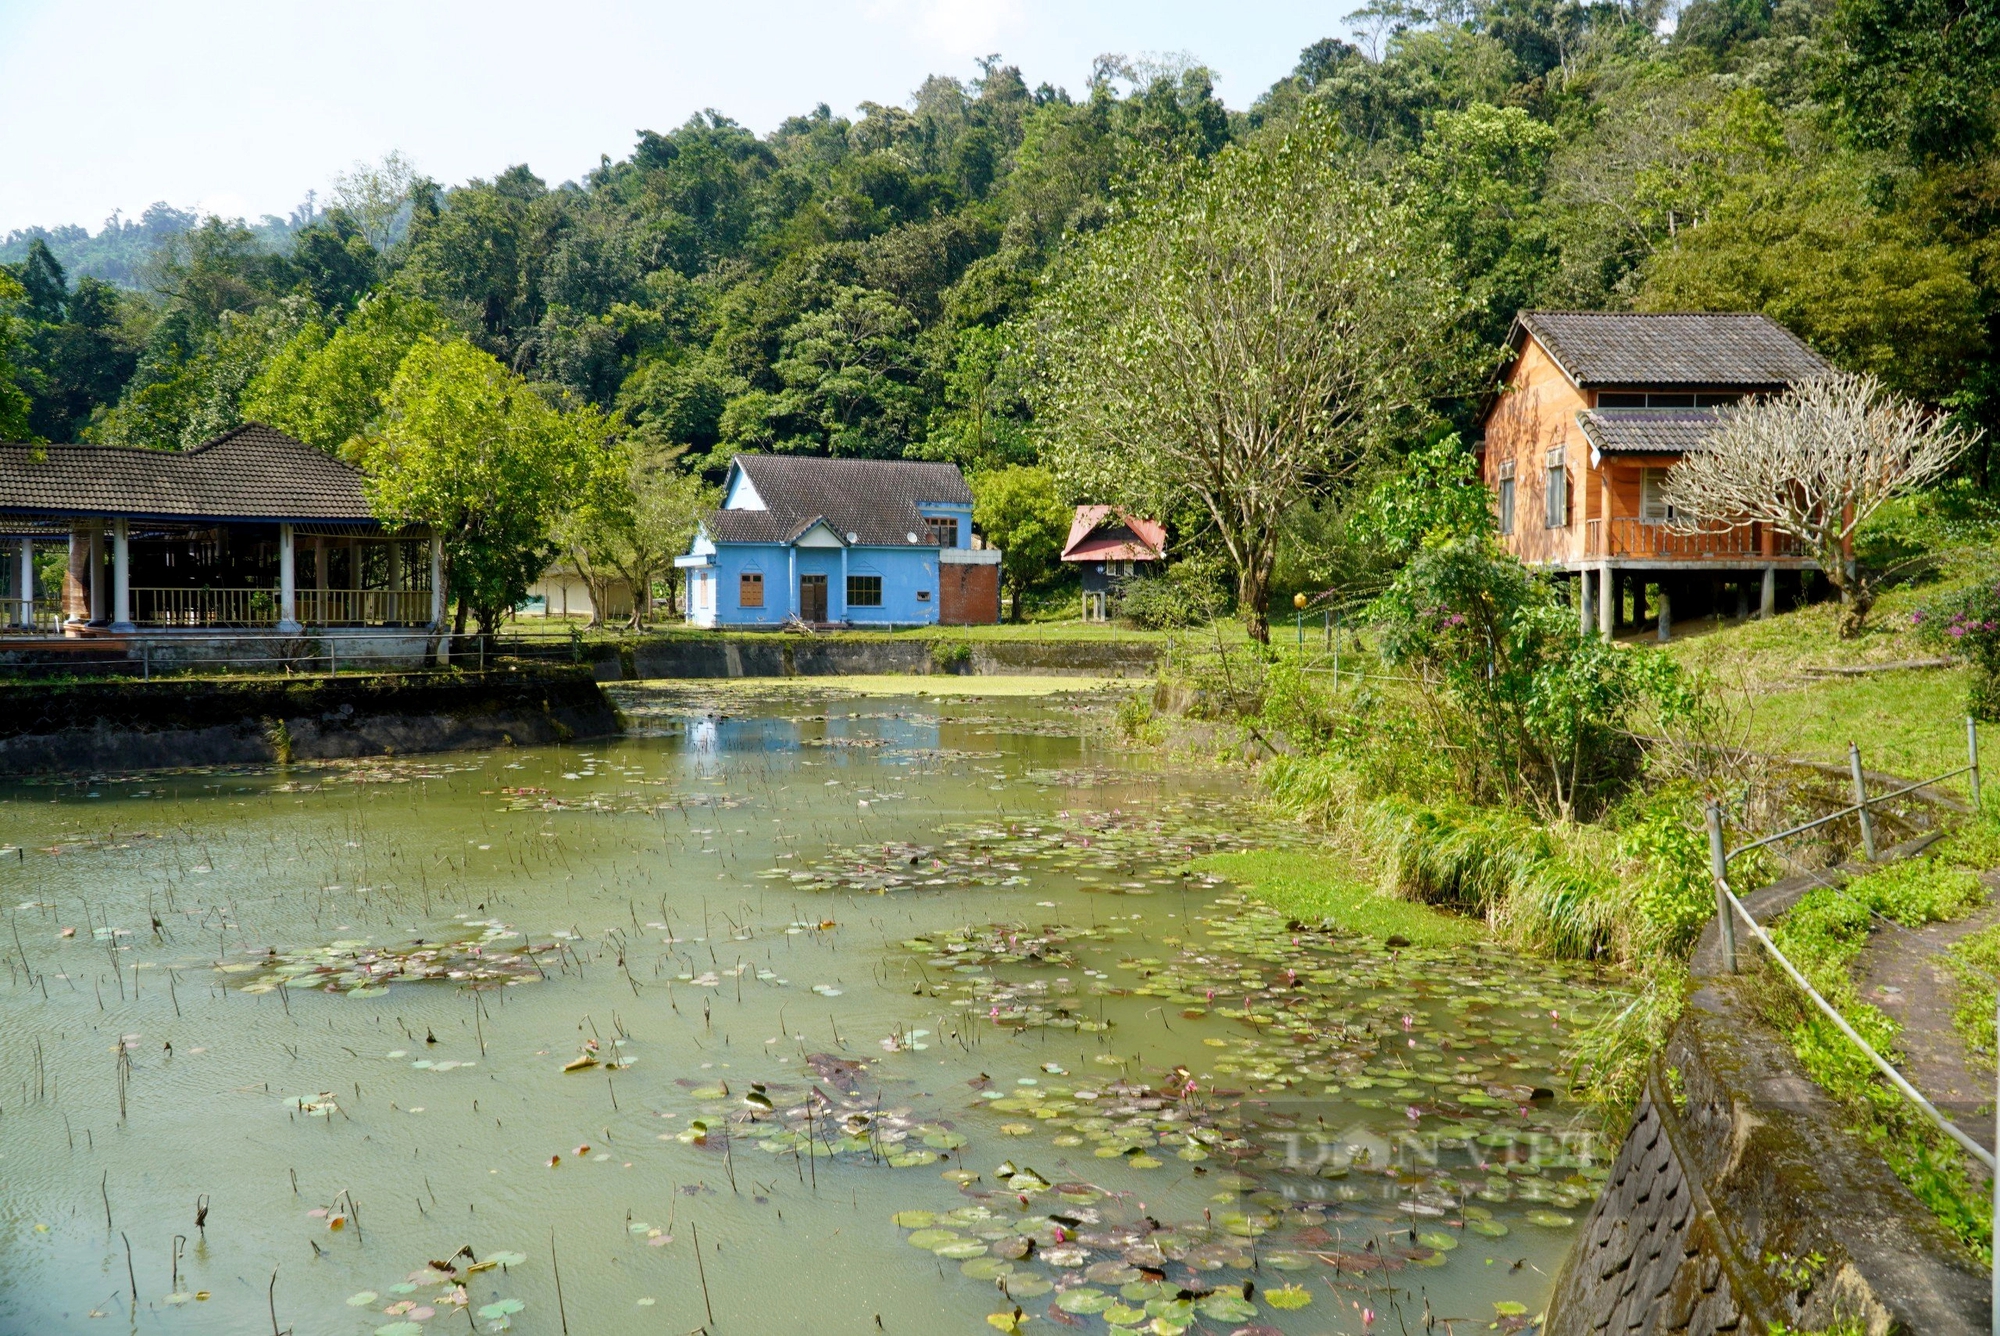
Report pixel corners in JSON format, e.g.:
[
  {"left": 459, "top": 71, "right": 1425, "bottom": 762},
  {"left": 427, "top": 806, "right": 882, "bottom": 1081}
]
[{"left": 800, "top": 574, "right": 827, "bottom": 622}]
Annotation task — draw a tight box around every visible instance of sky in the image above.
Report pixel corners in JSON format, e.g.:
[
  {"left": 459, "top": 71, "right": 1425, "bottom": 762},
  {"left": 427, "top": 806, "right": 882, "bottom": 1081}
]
[{"left": 0, "top": 0, "right": 1348, "bottom": 238}]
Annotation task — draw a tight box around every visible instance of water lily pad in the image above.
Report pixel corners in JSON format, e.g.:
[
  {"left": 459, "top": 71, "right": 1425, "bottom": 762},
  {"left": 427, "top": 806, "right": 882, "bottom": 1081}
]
[
  {"left": 892, "top": 1210, "right": 937, "bottom": 1228},
  {"left": 1525, "top": 1210, "right": 1575, "bottom": 1228},
  {"left": 1495, "top": 1300, "right": 1529, "bottom": 1316},
  {"left": 1001, "top": 1276, "right": 1052, "bottom": 1298},
  {"left": 889, "top": 1149, "right": 939, "bottom": 1168},
  {"left": 1102, "top": 1303, "right": 1148, "bottom": 1325},
  {"left": 1469, "top": 1219, "right": 1510, "bottom": 1237},
  {"left": 1264, "top": 1284, "right": 1313, "bottom": 1310},
  {"left": 1057, "top": 1288, "right": 1114, "bottom": 1314},
  {"left": 935, "top": 1239, "right": 991, "bottom": 1259},
  {"left": 1196, "top": 1293, "right": 1259, "bottom": 1321},
  {"left": 476, "top": 1299, "right": 526, "bottom": 1318},
  {"left": 960, "top": 1258, "right": 1014, "bottom": 1280},
  {"left": 346, "top": 1291, "right": 380, "bottom": 1306},
  {"left": 485, "top": 1250, "right": 527, "bottom": 1267},
  {"left": 907, "top": 1229, "right": 959, "bottom": 1249},
  {"left": 1416, "top": 1230, "right": 1459, "bottom": 1251},
  {"left": 1261, "top": 1251, "right": 1312, "bottom": 1270}
]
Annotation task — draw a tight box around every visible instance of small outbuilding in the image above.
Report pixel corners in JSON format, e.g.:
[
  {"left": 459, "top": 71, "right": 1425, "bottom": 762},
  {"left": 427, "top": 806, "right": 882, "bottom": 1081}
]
[
  {"left": 674, "top": 454, "right": 1000, "bottom": 628},
  {"left": 1060, "top": 506, "right": 1165, "bottom": 621}
]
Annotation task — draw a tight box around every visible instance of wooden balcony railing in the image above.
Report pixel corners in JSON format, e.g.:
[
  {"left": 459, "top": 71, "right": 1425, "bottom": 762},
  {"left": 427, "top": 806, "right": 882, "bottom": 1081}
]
[
  {"left": 133, "top": 588, "right": 435, "bottom": 628},
  {"left": 299, "top": 589, "right": 434, "bottom": 626},
  {"left": 1583, "top": 518, "right": 1805, "bottom": 561}
]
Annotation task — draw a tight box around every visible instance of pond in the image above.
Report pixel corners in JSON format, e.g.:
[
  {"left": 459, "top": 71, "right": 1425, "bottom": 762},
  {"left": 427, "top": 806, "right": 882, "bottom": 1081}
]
[{"left": 0, "top": 684, "right": 1624, "bottom": 1335}]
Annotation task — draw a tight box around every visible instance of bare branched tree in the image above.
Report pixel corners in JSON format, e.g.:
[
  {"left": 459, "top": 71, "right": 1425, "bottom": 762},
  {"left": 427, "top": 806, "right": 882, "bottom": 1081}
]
[{"left": 1661, "top": 371, "right": 1975, "bottom": 637}]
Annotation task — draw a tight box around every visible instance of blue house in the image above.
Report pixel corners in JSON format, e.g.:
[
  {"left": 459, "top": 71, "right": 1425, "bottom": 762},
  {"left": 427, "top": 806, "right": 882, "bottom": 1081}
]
[{"left": 675, "top": 454, "right": 1001, "bottom": 628}]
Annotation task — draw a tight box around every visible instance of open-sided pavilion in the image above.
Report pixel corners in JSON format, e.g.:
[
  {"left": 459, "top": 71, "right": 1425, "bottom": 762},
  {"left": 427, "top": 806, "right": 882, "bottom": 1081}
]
[{"left": 0, "top": 424, "right": 441, "bottom": 640}]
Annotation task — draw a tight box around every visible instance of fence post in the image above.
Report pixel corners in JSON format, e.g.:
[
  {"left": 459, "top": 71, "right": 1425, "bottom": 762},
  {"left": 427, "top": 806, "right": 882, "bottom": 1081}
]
[
  {"left": 1969, "top": 715, "right": 1982, "bottom": 813},
  {"left": 328, "top": 641, "right": 337, "bottom": 676},
  {"left": 1706, "top": 801, "right": 1737, "bottom": 974},
  {"left": 1849, "top": 741, "right": 1877, "bottom": 862}
]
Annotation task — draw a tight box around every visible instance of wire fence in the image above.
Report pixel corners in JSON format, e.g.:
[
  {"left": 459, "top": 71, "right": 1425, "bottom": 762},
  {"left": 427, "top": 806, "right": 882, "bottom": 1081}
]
[{"left": 1702, "top": 716, "right": 2000, "bottom": 1330}]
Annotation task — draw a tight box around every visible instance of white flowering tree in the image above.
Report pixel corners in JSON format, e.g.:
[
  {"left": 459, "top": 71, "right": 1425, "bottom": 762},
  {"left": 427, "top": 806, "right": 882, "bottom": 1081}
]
[{"left": 1661, "top": 371, "right": 1975, "bottom": 637}]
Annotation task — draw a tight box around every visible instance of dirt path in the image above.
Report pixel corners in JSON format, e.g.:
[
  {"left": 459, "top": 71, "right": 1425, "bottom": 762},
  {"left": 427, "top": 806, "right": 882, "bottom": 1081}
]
[{"left": 1856, "top": 872, "right": 2000, "bottom": 1149}]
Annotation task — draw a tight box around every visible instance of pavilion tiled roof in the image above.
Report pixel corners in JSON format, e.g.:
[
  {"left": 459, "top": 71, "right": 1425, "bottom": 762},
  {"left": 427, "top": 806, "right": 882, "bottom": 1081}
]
[
  {"left": 1576, "top": 407, "right": 1726, "bottom": 456},
  {"left": 1516, "top": 311, "right": 1828, "bottom": 388},
  {"left": 0, "top": 424, "right": 377, "bottom": 523},
  {"left": 704, "top": 454, "right": 973, "bottom": 547}
]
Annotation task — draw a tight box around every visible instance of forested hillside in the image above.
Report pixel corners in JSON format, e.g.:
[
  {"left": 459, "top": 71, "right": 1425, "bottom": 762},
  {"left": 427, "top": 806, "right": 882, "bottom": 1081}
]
[{"left": 1, "top": 0, "right": 1995, "bottom": 485}]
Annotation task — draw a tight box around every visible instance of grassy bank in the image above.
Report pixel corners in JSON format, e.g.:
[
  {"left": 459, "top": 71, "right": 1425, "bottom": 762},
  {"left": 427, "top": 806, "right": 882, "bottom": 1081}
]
[{"left": 1191, "top": 848, "right": 1486, "bottom": 947}]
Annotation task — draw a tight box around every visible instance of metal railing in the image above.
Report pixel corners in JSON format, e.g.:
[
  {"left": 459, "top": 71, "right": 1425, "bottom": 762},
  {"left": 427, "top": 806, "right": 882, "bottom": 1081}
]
[
  {"left": 299, "top": 588, "right": 434, "bottom": 626},
  {"left": 1703, "top": 718, "right": 2000, "bottom": 1330}
]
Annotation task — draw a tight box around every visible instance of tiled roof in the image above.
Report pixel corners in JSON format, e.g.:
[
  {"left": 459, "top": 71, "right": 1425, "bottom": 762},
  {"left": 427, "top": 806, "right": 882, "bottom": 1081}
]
[
  {"left": 0, "top": 424, "right": 377, "bottom": 523},
  {"left": 1576, "top": 407, "right": 1724, "bottom": 455},
  {"left": 1061, "top": 505, "right": 1166, "bottom": 563},
  {"left": 705, "top": 454, "right": 972, "bottom": 548},
  {"left": 1518, "top": 311, "right": 1828, "bottom": 388}
]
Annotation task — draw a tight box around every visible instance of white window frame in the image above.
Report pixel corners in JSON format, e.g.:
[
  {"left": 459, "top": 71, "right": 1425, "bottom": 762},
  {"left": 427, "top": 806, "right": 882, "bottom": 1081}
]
[
  {"left": 1544, "top": 448, "right": 1568, "bottom": 529},
  {"left": 1497, "top": 461, "right": 1516, "bottom": 536}
]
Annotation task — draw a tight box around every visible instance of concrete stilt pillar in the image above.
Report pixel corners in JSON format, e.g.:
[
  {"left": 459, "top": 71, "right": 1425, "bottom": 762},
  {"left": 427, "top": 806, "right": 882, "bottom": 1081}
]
[
  {"left": 1760, "top": 566, "right": 1776, "bottom": 619},
  {"left": 429, "top": 535, "right": 445, "bottom": 628},
  {"left": 15, "top": 536, "right": 31, "bottom": 630},
  {"left": 1579, "top": 575, "right": 1593, "bottom": 635},
  {"left": 1599, "top": 564, "right": 1615, "bottom": 640},
  {"left": 1657, "top": 586, "right": 1673, "bottom": 643}
]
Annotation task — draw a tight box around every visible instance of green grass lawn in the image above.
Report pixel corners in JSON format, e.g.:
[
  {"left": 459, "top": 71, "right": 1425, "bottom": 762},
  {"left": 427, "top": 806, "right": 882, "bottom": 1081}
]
[
  {"left": 1191, "top": 848, "right": 1487, "bottom": 947},
  {"left": 1655, "top": 592, "right": 1981, "bottom": 790}
]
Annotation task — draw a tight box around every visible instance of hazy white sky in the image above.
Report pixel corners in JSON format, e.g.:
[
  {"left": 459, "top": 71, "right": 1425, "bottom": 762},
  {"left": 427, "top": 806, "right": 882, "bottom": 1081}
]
[{"left": 0, "top": 0, "right": 1347, "bottom": 237}]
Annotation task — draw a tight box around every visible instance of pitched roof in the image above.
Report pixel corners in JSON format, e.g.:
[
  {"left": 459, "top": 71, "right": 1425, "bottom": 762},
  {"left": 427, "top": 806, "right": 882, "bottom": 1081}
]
[
  {"left": 1515, "top": 311, "right": 1828, "bottom": 388},
  {"left": 1060, "top": 505, "right": 1166, "bottom": 563},
  {"left": 0, "top": 424, "right": 377, "bottom": 523},
  {"left": 704, "top": 454, "right": 973, "bottom": 548},
  {"left": 1576, "top": 407, "right": 1724, "bottom": 456}
]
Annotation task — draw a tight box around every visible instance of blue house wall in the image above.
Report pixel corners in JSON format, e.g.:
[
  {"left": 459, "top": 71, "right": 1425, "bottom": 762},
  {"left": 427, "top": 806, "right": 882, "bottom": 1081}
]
[{"left": 677, "top": 462, "right": 976, "bottom": 629}]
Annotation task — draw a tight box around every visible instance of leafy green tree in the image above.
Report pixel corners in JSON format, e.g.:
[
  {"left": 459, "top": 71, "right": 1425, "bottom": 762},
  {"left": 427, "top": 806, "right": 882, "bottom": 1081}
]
[
  {"left": 970, "top": 464, "right": 1071, "bottom": 621},
  {"left": 1822, "top": 0, "right": 2000, "bottom": 163},
  {"left": 1033, "top": 106, "right": 1461, "bottom": 640},
  {"left": 920, "top": 325, "right": 1032, "bottom": 468},
  {"left": 0, "top": 274, "right": 36, "bottom": 440},
  {"left": 241, "top": 293, "right": 452, "bottom": 455},
  {"left": 1373, "top": 535, "right": 1689, "bottom": 820},
  {"left": 769, "top": 285, "right": 923, "bottom": 455},
  {"left": 360, "top": 337, "right": 609, "bottom": 634}
]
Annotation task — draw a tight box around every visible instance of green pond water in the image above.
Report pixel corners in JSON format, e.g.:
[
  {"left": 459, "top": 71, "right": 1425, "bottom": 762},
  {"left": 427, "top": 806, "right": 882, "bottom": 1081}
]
[{"left": 0, "top": 685, "right": 1625, "bottom": 1335}]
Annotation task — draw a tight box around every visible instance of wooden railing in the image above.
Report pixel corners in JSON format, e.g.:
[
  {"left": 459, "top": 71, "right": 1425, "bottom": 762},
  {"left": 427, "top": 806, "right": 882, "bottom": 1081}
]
[
  {"left": 1584, "top": 518, "right": 1805, "bottom": 561},
  {"left": 133, "top": 588, "right": 435, "bottom": 628},
  {"left": 0, "top": 598, "right": 61, "bottom": 633},
  {"left": 299, "top": 589, "right": 434, "bottom": 626}
]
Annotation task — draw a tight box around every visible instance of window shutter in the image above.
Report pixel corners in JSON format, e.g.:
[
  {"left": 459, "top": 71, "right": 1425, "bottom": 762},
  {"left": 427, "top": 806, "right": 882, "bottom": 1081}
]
[{"left": 1640, "top": 469, "right": 1674, "bottom": 522}]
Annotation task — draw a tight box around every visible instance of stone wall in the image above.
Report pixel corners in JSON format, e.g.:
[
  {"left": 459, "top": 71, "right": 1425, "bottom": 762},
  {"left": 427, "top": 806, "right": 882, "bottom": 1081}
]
[
  {"left": 562, "top": 634, "right": 1162, "bottom": 680},
  {"left": 1547, "top": 859, "right": 1989, "bottom": 1335},
  {"left": 0, "top": 668, "right": 619, "bottom": 774}
]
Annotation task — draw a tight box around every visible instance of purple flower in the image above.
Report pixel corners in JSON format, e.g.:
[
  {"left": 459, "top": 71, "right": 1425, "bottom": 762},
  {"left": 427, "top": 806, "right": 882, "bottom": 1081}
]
[
  {"left": 1911, "top": 611, "right": 1926, "bottom": 625},
  {"left": 1951, "top": 626, "right": 1968, "bottom": 639}
]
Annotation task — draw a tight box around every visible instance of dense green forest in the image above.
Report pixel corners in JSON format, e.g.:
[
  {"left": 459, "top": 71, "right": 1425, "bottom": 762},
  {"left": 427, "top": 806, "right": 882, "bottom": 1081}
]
[{"left": 1, "top": 0, "right": 1995, "bottom": 535}]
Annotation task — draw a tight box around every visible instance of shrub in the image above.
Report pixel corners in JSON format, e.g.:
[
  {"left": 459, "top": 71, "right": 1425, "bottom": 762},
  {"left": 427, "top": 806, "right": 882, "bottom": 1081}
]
[{"left": 1912, "top": 577, "right": 2000, "bottom": 718}]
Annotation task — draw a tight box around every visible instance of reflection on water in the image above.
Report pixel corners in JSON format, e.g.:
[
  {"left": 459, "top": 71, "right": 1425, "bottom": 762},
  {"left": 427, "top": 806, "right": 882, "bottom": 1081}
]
[{"left": 0, "top": 686, "right": 1618, "bottom": 1334}]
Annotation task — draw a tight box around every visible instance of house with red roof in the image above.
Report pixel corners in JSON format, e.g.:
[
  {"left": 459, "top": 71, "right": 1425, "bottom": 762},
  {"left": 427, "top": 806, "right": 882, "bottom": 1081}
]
[{"left": 1060, "top": 506, "right": 1166, "bottom": 621}]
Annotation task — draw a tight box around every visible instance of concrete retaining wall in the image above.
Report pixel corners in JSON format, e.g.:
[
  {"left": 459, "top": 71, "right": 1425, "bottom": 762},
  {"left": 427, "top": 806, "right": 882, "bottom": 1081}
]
[
  {"left": 1547, "top": 857, "right": 1989, "bottom": 1335},
  {"left": 553, "top": 635, "right": 1162, "bottom": 681},
  {"left": 0, "top": 668, "right": 619, "bottom": 774}
]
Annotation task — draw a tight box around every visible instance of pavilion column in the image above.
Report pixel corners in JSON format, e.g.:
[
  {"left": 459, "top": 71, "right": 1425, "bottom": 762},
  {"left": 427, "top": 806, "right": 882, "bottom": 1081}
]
[
  {"left": 87, "top": 522, "right": 106, "bottom": 627},
  {"left": 428, "top": 534, "right": 445, "bottom": 629},
  {"left": 386, "top": 538, "right": 404, "bottom": 626},
  {"left": 109, "top": 518, "right": 135, "bottom": 633},
  {"left": 16, "top": 536, "right": 32, "bottom": 630},
  {"left": 276, "top": 523, "right": 302, "bottom": 634},
  {"left": 313, "top": 534, "right": 328, "bottom": 626},
  {"left": 787, "top": 548, "right": 797, "bottom": 621},
  {"left": 64, "top": 523, "right": 87, "bottom": 632}
]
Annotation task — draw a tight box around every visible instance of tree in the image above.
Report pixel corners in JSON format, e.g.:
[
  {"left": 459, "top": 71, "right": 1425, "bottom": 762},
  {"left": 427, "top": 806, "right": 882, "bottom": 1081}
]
[
  {"left": 1660, "top": 372, "right": 1978, "bottom": 637},
  {"left": 970, "top": 464, "right": 1070, "bottom": 621},
  {"left": 1031, "top": 106, "right": 1460, "bottom": 640},
  {"left": 0, "top": 274, "right": 36, "bottom": 440},
  {"left": 241, "top": 293, "right": 452, "bottom": 455},
  {"left": 613, "top": 449, "right": 715, "bottom": 622},
  {"left": 359, "top": 337, "right": 609, "bottom": 635}
]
